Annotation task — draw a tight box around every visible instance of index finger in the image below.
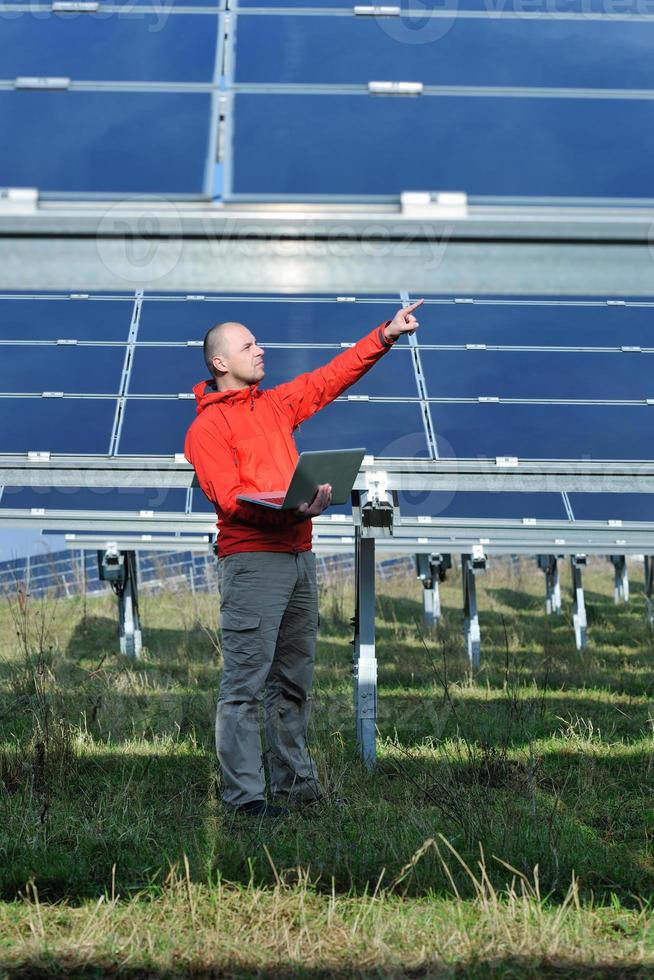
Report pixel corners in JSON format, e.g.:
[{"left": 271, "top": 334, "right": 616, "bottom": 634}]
[{"left": 403, "top": 298, "right": 424, "bottom": 314}]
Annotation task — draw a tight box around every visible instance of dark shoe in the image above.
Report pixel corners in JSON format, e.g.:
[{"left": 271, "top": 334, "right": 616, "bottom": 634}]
[{"left": 235, "top": 799, "right": 290, "bottom": 819}]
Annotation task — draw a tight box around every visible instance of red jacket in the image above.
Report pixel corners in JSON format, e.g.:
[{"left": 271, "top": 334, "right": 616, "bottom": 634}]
[{"left": 184, "top": 321, "right": 395, "bottom": 556}]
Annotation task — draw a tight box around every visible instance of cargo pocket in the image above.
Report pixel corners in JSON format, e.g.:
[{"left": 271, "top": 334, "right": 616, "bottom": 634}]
[{"left": 220, "top": 610, "right": 261, "bottom": 633}]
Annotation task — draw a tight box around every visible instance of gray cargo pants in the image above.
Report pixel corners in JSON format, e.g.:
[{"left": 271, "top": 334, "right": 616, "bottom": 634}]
[{"left": 217, "top": 550, "right": 323, "bottom": 807}]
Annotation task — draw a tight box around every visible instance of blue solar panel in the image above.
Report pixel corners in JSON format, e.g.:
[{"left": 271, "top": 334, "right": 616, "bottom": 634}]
[
  {"left": 229, "top": 93, "right": 654, "bottom": 200},
  {"left": 569, "top": 494, "right": 654, "bottom": 522},
  {"left": 119, "top": 400, "right": 197, "bottom": 455},
  {"left": 0, "top": 297, "right": 134, "bottom": 341},
  {"left": 0, "top": 13, "right": 220, "bottom": 82},
  {"left": 0, "top": 347, "right": 124, "bottom": 394},
  {"left": 0, "top": 486, "right": 187, "bottom": 514},
  {"left": 1, "top": 91, "right": 214, "bottom": 196},
  {"left": 432, "top": 404, "right": 654, "bottom": 460},
  {"left": 234, "top": 15, "right": 653, "bottom": 88},
  {"left": 120, "top": 398, "right": 428, "bottom": 458},
  {"left": 296, "top": 401, "right": 429, "bottom": 459},
  {"left": 414, "top": 299, "right": 654, "bottom": 347},
  {"left": 137, "top": 299, "right": 398, "bottom": 342},
  {"left": 399, "top": 491, "right": 568, "bottom": 520},
  {"left": 8, "top": 0, "right": 223, "bottom": 5},
  {"left": 129, "top": 346, "right": 417, "bottom": 399},
  {"left": 0, "top": 399, "right": 114, "bottom": 453},
  {"left": 237, "top": 0, "right": 647, "bottom": 11},
  {"left": 420, "top": 350, "right": 654, "bottom": 400}
]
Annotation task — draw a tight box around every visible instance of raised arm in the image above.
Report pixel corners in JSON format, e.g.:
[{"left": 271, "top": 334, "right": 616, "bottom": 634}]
[{"left": 271, "top": 301, "right": 423, "bottom": 429}]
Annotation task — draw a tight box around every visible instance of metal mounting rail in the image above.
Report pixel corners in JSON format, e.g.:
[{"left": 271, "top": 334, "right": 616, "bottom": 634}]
[
  {"left": 0, "top": 508, "right": 653, "bottom": 554},
  {"left": 2, "top": 455, "right": 654, "bottom": 493}
]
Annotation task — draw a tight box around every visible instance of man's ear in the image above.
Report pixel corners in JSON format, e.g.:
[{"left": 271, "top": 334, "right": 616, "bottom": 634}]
[{"left": 212, "top": 353, "right": 227, "bottom": 375}]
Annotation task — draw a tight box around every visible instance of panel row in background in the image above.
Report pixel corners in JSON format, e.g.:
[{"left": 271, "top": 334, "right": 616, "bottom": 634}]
[
  {"left": 0, "top": 10, "right": 223, "bottom": 197},
  {"left": 4, "top": 342, "right": 654, "bottom": 401},
  {"left": 232, "top": 13, "right": 654, "bottom": 89},
  {"left": 2, "top": 485, "right": 653, "bottom": 523},
  {"left": 4, "top": 396, "right": 654, "bottom": 461},
  {"left": 2, "top": 295, "right": 654, "bottom": 403},
  {"left": 226, "top": 91, "right": 654, "bottom": 201},
  {"left": 236, "top": 0, "right": 646, "bottom": 11},
  {"left": 4, "top": 292, "right": 654, "bottom": 343},
  {"left": 0, "top": 13, "right": 223, "bottom": 82}
]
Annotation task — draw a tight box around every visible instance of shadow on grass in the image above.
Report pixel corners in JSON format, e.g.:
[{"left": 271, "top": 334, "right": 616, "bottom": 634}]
[
  {"left": 65, "top": 615, "right": 219, "bottom": 667},
  {"left": 0, "top": 749, "right": 217, "bottom": 902},
  {"left": 0, "top": 959, "right": 650, "bottom": 978}
]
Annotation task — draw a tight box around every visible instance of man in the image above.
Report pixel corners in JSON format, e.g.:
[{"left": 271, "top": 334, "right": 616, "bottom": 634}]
[{"left": 184, "top": 299, "right": 423, "bottom": 817}]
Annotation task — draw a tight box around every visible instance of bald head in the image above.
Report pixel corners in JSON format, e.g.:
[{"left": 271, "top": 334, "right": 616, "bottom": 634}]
[
  {"left": 203, "top": 321, "right": 245, "bottom": 375},
  {"left": 203, "top": 320, "right": 266, "bottom": 390}
]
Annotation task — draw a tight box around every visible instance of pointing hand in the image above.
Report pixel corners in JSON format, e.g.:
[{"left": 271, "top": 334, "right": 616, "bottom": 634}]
[{"left": 384, "top": 299, "right": 424, "bottom": 342}]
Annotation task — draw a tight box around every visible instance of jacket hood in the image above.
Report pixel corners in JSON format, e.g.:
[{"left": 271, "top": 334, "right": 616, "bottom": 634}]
[{"left": 192, "top": 379, "right": 260, "bottom": 413}]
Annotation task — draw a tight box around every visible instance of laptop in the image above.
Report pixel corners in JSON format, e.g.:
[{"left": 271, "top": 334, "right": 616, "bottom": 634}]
[{"left": 237, "top": 448, "right": 366, "bottom": 510}]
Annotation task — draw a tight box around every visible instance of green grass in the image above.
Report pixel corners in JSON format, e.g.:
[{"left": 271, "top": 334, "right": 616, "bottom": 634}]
[{"left": 1, "top": 556, "right": 654, "bottom": 977}]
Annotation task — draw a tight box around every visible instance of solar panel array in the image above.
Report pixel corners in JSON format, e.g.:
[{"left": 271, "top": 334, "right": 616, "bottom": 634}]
[
  {"left": 1, "top": 291, "right": 653, "bottom": 528},
  {"left": 0, "top": 2, "right": 224, "bottom": 197},
  {"left": 224, "top": 3, "right": 654, "bottom": 203},
  {"left": 1, "top": 2, "right": 652, "bottom": 204}
]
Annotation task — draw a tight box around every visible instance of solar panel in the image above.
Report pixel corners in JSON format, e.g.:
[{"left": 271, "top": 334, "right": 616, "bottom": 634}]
[
  {"left": 0, "top": 13, "right": 220, "bottom": 82},
  {"left": 2, "top": 487, "right": 187, "bottom": 515},
  {"left": 236, "top": 0, "right": 647, "bottom": 12},
  {"left": 0, "top": 296, "right": 134, "bottom": 341},
  {"left": 8, "top": 0, "right": 223, "bottom": 5},
  {"left": 118, "top": 400, "right": 199, "bottom": 456},
  {"left": 419, "top": 350, "right": 654, "bottom": 400},
  {"left": 137, "top": 297, "right": 398, "bottom": 343},
  {"left": 399, "top": 491, "right": 569, "bottom": 521},
  {"left": 2, "top": 292, "right": 654, "bottom": 532},
  {"left": 0, "top": 6, "right": 222, "bottom": 198},
  {"left": 432, "top": 403, "right": 652, "bottom": 460},
  {"left": 414, "top": 298, "right": 654, "bottom": 348},
  {"left": 0, "top": 346, "right": 124, "bottom": 393},
  {"left": 295, "top": 400, "right": 429, "bottom": 459},
  {"left": 1, "top": 399, "right": 115, "bottom": 454},
  {"left": 0, "top": 91, "right": 216, "bottom": 196},
  {"left": 569, "top": 494, "right": 654, "bottom": 522},
  {"left": 227, "top": 92, "right": 654, "bottom": 200},
  {"left": 129, "top": 345, "right": 417, "bottom": 398},
  {"left": 234, "top": 15, "right": 653, "bottom": 89}
]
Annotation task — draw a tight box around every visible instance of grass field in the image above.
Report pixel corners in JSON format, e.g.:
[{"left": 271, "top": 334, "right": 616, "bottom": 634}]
[{"left": 1, "top": 555, "right": 653, "bottom": 978}]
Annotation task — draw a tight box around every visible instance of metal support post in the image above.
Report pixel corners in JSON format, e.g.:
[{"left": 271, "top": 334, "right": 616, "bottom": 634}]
[
  {"left": 98, "top": 546, "right": 142, "bottom": 660},
  {"left": 645, "top": 557, "right": 654, "bottom": 628},
  {"left": 609, "top": 555, "right": 629, "bottom": 604},
  {"left": 537, "top": 554, "right": 561, "bottom": 615},
  {"left": 461, "top": 547, "right": 487, "bottom": 669},
  {"left": 570, "top": 554, "right": 588, "bottom": 650},
  {"left": 353, "top": 528, "right": 377, "bottom": 766},
  {"left": 415, "top": 552, "right": 452, "bottom": 625},
  {"left": 350, "top": 473, "right": 398, "bottom": 765}
]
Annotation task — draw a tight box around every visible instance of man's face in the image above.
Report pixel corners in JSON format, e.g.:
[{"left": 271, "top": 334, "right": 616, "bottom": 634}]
[{"left": 214, "top": 324, "right": 265, "bottom": 386}]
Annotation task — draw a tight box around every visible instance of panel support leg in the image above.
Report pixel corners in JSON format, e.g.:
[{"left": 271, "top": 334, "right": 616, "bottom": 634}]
[
  {"left": 462, "top": 549, "right": 486, "bottom": 669},
  {"left": 354, "top": 529, "right": 377, "bottom": 766},
  {"left": 537, "top": 555, "right": 561, "bottom": 615},
  {"left": 609, "top": 555, "right": 629, "bottom": 604},
  {"left": 645, "top": 557, "right": 654, "bottom": 629},
  {"left": 570, "top": 554, "right": 587, "bottom": 650},
  {"left": 415, "top": 552, "right": 451, "bottom": 626},
  {"left": 98, "top": 546, "right": 142, "bottom": 660}
]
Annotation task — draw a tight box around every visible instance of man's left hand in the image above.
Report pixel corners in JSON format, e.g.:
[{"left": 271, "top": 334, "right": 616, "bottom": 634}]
[{"left": 384, "top": 299, "right": 424, "bottom": 343}]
